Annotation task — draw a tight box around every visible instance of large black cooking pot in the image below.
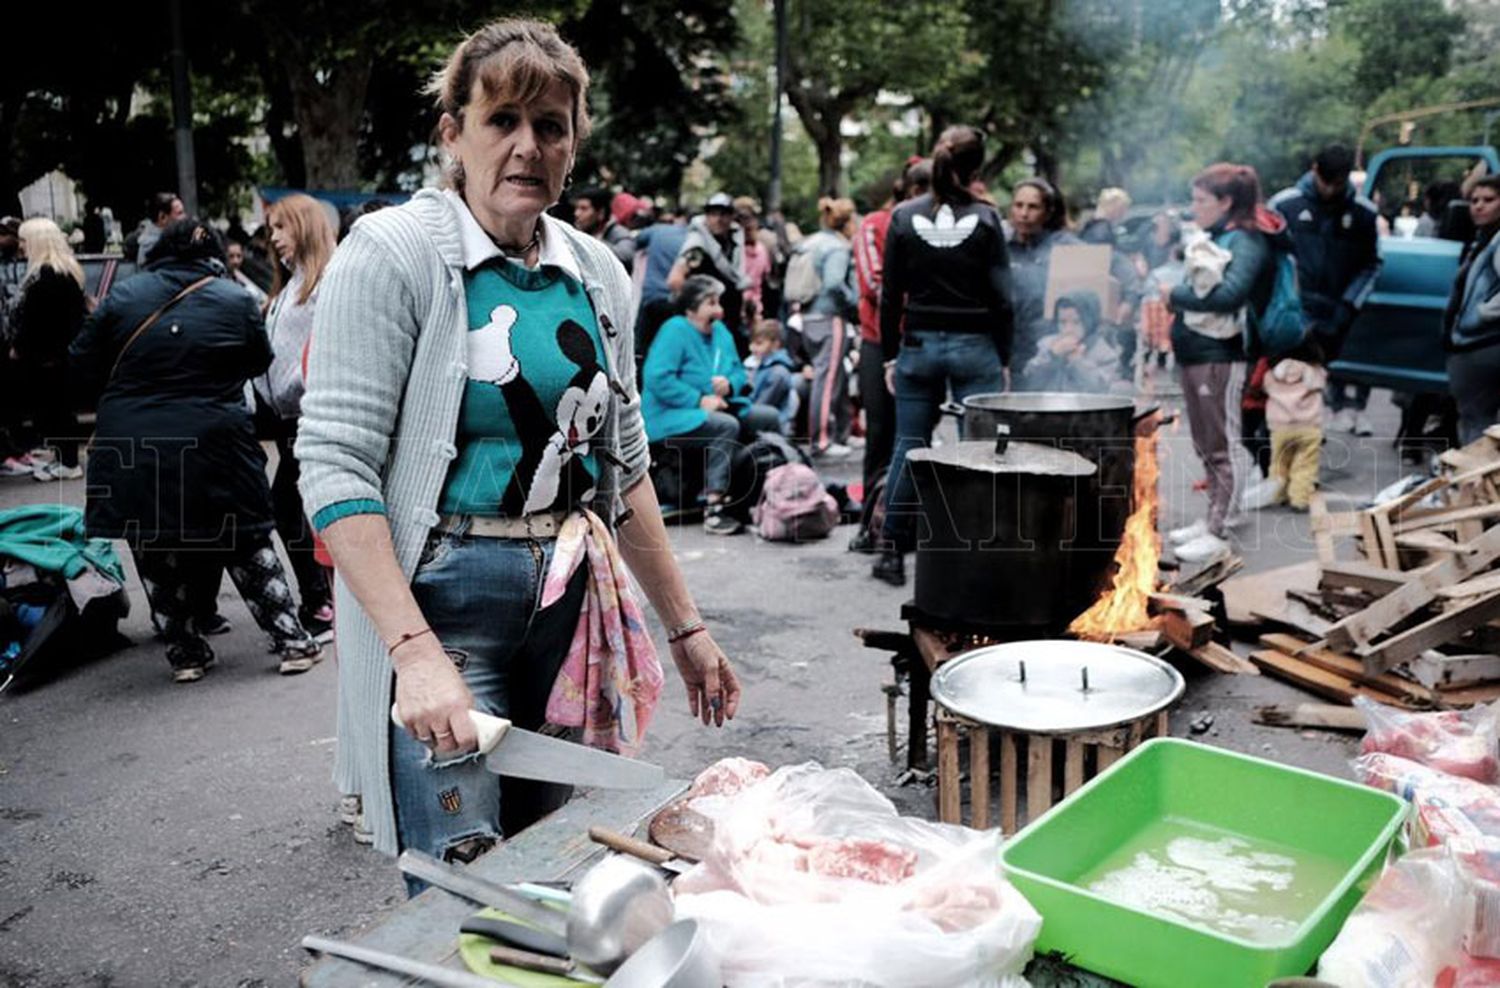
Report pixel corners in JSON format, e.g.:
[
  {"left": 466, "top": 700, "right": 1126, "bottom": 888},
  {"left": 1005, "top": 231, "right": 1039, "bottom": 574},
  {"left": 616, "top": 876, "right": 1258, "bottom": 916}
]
[
  {"left": 908, "top": 439, "right": 1097, "bottom": 634},
  {"left": 950, "top": 392, "right": 1153, "bottom": 623}
]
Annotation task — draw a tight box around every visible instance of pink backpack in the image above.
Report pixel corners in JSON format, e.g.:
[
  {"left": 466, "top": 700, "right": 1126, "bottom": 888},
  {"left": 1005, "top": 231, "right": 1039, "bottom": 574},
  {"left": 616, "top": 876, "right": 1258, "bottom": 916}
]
[{"left": 752, "top": 463, "right": 840, "bottom": 542}]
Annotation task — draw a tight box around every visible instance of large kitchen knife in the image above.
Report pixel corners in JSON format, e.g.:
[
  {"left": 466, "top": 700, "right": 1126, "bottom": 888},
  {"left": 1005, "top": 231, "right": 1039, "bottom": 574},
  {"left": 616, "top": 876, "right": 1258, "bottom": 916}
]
[{"left": 389, "top": 705, "right": 664, "bottom": 790}]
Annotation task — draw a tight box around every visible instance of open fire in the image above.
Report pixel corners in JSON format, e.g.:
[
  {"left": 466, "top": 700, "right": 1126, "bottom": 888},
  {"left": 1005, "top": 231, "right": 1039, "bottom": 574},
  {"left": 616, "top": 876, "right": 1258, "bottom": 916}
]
[{"left": 1068, "top": 430, "right": 1162, "bottom": 641}]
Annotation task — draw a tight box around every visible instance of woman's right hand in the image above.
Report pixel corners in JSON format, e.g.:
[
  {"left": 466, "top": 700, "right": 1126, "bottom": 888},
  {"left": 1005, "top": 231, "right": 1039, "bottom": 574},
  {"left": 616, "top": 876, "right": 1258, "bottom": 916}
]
[
  {"left": 699, "top": 394, "right": 727, "bottom": 412},
  {"left": 393, "top": 640, "right": 478, "bottom": 756}
]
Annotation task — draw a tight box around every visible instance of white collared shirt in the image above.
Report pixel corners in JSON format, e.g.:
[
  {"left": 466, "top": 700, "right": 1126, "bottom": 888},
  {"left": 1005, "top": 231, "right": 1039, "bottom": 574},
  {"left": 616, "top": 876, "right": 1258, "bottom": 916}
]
[{"left": 441, "top": 188, "right": 581, "bottom": 282}]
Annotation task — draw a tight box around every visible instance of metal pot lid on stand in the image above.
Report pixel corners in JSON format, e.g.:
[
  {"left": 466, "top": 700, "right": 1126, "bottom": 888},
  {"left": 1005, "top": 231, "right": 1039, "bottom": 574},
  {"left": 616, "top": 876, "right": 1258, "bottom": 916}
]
[
  {"left": 905, "top": 439, "right": 1097, "bottom": 477},
  {"left": 930, "top": 640, "right": 1185, "bottom": 734}
]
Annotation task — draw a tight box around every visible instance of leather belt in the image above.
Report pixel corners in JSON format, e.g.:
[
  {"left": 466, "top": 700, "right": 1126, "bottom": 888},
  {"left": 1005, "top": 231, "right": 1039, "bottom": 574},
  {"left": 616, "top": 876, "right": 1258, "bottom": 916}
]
[{"left": 440, "top": 511, "right": 569, "bottom": 539}]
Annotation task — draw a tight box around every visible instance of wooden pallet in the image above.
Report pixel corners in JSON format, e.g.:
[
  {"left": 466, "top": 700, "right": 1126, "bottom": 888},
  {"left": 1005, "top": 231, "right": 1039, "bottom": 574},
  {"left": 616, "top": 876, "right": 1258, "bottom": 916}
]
[{"left": 936, "top": 709, "right": 1170, "bottom": 832}]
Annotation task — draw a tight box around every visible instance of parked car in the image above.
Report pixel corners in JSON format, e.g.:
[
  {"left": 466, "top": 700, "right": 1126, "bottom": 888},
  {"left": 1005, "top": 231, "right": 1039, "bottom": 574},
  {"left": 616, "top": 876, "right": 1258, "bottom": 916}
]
[{"left": 1335, "top": 145, "right": 1500, "bottom": 394}]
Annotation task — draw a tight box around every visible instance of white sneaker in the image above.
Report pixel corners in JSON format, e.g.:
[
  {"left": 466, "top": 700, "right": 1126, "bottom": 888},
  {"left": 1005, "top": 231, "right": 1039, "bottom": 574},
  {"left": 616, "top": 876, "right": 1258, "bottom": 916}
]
[
  {"left": 1351, "top": 412, "right": 1374, "bottom": 437},
  {"left": 813, "top": 442, "right": 853, "bottom": 459},
  {"left": 1167, "top": 519, "right": 1209, "bottom": 545},
  {"left": 1329, "top": 409, "right": 1355, "bottom": 433},
  {"left": 32, "top": 462, "right": 83, "bottom": 482},
  {"left": 1239, "top": 477, "right": 1284, "bottom": 511},
  {"left": 1175, "top": 532, "right": 1232, "bottom": 564}
]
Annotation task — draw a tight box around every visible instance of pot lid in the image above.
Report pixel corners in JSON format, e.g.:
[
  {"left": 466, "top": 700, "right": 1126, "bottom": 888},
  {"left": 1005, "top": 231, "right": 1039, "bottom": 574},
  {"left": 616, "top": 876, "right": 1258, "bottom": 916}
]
[
  {"left": 930, "top": 640, "right": 1185, "bottom": 733},
  {"left": 961, "top": 391, "right": 1139, "bottom": 415},
  {"left": 906, "top": 440, "right": 1096, "bottom": 477}
]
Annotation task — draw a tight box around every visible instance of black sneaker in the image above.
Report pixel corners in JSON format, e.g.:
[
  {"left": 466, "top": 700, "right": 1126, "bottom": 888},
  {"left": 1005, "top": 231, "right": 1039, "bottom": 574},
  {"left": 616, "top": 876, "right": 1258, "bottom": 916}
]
[
  {"left": 703, "top": 506, "right": 744, "bottom": 536},
  {"left": 871, "top": 549, "right": 906, "bottom": 587},
  {"left": 167, "top": 641, "right": 216, "bottom": 683},
  {"left": 847, "top": 528, "right": 877, "bottom": 554},
  {"left": 192, "top": 612, "right": 232, "bottom": 636},
  {"left": 278, "top": 639, "right": 323, "bottom": 675}
]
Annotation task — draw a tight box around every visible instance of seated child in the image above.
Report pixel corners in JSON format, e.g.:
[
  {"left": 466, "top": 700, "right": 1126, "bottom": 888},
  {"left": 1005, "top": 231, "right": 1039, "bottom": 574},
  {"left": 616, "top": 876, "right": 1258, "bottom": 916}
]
[
  {"left": 1020, "top": 291, "right": 1119, "bottom": 394},
  {"left": 1263, "top": 339, "right": 1327, "bottom": 510},
  {"left": 747, "top": 319, "right": 799, "bottom": 434}
]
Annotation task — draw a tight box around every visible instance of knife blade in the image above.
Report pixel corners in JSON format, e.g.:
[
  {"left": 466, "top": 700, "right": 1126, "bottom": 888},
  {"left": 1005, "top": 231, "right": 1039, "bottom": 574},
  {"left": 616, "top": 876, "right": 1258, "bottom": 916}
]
[
  {"left": 460, "top": 915, "right": 571, "bottom": 959},
  {"left": 389, "top": 705, "right": 665, "bottom": 790},
  {"left": 398, "top": 850, "right": 567, "bottom": 937}
]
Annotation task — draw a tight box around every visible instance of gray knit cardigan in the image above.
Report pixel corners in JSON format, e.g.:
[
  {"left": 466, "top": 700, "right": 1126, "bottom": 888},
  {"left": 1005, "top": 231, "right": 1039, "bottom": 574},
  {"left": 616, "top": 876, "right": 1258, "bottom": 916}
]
[{"left": 296, "top": 189, "right": 649, "bottom": 855}]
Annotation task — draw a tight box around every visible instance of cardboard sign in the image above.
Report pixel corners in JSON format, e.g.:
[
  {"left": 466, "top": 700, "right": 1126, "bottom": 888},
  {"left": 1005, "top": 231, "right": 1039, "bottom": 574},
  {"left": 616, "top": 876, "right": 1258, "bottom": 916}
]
[{"left": 1044, "top": 243, "right": 1117, "bottom": 319}]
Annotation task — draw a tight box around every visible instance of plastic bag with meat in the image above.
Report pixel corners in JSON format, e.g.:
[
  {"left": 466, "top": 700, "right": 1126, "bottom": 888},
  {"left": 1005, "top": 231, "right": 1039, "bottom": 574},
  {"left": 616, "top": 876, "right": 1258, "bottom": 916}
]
[
  {"left": 1356, "top": 697, "right": 1500, "bottom": 783},
  {"left": 1355, "top": 753, "right": 1500, "bottom": 847},
  {"left": 672, "top": 762, "right": 1041, "bottom": 987}
]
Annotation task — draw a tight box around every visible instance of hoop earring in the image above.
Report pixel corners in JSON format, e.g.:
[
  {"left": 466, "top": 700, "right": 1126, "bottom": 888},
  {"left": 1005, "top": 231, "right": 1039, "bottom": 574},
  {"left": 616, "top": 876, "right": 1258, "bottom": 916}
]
[{"left": 563, "top": 168, "right": 574, "bottom": 192}]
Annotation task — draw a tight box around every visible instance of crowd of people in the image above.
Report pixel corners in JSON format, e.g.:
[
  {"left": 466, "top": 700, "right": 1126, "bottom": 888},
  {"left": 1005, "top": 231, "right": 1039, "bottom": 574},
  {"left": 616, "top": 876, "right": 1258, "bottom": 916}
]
[{"left": 1, "top": 14, "right": 1499, "bottom": 880}]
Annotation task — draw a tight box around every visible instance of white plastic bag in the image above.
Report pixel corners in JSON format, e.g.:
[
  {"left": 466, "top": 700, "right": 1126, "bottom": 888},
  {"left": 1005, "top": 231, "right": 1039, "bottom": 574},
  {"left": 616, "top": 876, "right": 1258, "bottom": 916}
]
[
  {"left": 1318, "top": 847, "right": 1471, "bottom": 987},
  {"left": 672, "top": 762, "right": 1041, "bottom": 987}
]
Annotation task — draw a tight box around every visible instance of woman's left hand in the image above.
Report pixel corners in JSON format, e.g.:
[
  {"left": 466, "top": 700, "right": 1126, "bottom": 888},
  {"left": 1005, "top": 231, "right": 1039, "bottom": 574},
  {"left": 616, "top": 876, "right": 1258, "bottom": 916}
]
[{"left": 669, "top": 632, "right": 741, "bottom": 727}]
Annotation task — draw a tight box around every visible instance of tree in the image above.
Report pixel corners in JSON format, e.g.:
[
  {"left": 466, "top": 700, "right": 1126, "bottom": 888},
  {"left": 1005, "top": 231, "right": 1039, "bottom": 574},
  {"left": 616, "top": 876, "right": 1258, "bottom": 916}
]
[
  {"left": 562, "top": 0, "right": 739, "bottom": 196},
  {"left": 781, "top": 0, "right": 969, "bottom": 194},
  {"left": 1335, "top": 0, "right": 1464, "bottom": 109}
]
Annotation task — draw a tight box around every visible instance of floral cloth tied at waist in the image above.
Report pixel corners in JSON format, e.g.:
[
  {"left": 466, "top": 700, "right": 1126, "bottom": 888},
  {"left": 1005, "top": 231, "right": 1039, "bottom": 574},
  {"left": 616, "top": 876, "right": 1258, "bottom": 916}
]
[{"left": 543, "top": 509, "right": 664, "bottom": 754}]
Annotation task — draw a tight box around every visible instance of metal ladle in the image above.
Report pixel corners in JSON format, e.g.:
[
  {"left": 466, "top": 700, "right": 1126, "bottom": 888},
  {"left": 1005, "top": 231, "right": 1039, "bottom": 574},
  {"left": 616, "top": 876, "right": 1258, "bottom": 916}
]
[{"left": 398, "top": 850, "right": 672, "bottom": 974}]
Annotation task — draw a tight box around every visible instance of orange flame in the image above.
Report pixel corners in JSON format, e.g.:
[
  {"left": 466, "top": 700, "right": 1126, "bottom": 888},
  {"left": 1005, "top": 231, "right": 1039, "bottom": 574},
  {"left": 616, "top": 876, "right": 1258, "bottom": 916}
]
[{"left": 1068, "top": 431, "right": 1161, "bottom": 640}]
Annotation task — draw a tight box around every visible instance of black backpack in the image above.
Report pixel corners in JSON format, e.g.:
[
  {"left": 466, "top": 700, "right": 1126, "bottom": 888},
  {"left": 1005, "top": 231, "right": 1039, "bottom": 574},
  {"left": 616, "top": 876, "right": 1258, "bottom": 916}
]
[{"left": 724, "top": 431, "right": 812, "bottom": 522}]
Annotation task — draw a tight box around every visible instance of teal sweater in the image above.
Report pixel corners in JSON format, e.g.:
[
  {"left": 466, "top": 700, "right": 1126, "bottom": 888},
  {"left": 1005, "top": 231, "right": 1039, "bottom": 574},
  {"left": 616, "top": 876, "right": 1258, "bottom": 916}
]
[
  {"left": 0, "top": 505, "right": 125, "bottom": 583},
  {"left": 641, "top": 315, "right": 747, "bottom": 440}
]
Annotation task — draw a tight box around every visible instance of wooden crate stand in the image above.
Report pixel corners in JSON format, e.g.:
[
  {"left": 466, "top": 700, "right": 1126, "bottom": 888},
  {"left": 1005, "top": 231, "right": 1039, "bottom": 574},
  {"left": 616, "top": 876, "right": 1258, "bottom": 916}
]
[{"left": 936, "top": 708, "right": 1171, "bottom": 832}]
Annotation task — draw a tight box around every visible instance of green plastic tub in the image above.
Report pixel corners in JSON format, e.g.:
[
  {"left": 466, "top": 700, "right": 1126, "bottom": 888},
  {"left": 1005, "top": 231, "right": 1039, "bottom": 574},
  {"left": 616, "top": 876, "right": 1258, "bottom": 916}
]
[{"left": 1000, "top": 738, "right": 1406, "bottom": 988}]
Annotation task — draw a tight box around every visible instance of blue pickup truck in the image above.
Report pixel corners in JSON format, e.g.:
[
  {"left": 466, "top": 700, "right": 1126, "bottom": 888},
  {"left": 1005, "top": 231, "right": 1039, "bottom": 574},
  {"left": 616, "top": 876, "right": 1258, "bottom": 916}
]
[{"left": 1333, "top": 145, "right": 1500, "bottom": 397}]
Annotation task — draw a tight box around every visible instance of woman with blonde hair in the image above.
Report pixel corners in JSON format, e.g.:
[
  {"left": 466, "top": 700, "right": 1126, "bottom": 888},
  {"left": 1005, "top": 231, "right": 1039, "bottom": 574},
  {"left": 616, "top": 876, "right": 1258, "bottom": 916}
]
[
  {"left": 253, "top": 193, "right": 338, "bottom": 641},
  {"left": 10, "top": 218, "right": 86, "bottom": 481},
  {"left": 798, "top": 196, "right": 858, "bottom": 456},
  {"left": 297, "top": 18, "right": 741, "bottom": 875}
]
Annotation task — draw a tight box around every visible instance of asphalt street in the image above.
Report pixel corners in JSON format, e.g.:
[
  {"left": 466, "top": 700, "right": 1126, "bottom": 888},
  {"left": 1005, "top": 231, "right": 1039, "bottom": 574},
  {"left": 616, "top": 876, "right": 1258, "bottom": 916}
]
[{"left": 0, "top": 391, "right": 1414, "bottom": 986}]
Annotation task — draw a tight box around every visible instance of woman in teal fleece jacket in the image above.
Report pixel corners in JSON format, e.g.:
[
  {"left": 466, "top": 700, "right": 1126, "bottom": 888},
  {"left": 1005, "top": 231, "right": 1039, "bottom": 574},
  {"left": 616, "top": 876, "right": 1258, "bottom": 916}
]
[
  {"left": 642, "top": 275, "right": 780, "bottom": 533},
  {"left": 1161, "top": 163, "right": 1277, "bottom": 564}
]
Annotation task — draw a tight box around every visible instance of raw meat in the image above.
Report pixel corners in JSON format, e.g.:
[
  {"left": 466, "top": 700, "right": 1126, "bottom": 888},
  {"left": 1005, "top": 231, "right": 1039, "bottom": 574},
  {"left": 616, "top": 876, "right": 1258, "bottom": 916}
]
[
  {"left": 1358, "top": 698, "right": 1500, "bottom": 783},
  {"left": 1356, "top": 753, "right": 1500, "bottom": 847},
  {"left": 689, "top": 757, "right": 770, "bottom": 799},
  {"left": 807, "top": 837, "right": 919, "bottom": 884}
]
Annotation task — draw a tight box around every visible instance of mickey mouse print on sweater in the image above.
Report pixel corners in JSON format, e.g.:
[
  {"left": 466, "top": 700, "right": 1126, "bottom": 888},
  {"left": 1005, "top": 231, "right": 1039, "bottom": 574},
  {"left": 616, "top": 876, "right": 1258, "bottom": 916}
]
[
  {"left": 913, "top": 205, "right": 980, "bottom": 249},
  {"left": 466, "top": 303, "right": 609, "bottom": 515}
]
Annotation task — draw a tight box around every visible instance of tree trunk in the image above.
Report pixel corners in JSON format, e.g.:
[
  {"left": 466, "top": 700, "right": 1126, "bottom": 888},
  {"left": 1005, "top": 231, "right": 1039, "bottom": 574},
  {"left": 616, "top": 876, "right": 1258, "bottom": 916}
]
[
  {"left": 254, "top": 49, "right": 304, "bottom": 190},
  {"left": 277, "top": 48, "right": 371, "bottom": 190},
  {"left": 785, "top": 83, "right": 853, "bottom": 197},
  {"left": 261, "top": 19, "right": 372, "bottom": 190}
]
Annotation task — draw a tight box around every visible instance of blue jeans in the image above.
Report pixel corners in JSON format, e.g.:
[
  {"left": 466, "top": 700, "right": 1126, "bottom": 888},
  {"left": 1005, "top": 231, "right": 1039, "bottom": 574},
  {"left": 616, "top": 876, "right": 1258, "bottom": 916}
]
[
  {"left": 391, "top": 524, "right": 586, "bottom": 894},
  {"left": 879, "top": 331, "right": 1005, "bottom": 549}
]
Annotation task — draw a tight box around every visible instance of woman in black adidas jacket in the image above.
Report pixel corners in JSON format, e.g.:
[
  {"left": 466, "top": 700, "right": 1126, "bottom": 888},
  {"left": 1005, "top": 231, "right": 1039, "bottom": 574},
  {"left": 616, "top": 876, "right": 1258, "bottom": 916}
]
[{"left": 872, "top": 125, "right": 1012, "bottom": 587}]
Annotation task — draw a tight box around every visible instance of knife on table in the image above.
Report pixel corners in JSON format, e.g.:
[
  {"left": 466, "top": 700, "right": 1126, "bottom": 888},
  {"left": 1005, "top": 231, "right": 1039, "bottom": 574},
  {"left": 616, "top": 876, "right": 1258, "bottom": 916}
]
[
  {"left": 302, "top": 935, "right": 515, "bottom": 988},
  {"left": 398, "top": 849, "right": 568, "bottom": 937},
  {"left": 389, "top": 705, "right": 664, "bottom": 790},
  {"left": 588, "top": 826, "right": 695, "bottom": 875}
]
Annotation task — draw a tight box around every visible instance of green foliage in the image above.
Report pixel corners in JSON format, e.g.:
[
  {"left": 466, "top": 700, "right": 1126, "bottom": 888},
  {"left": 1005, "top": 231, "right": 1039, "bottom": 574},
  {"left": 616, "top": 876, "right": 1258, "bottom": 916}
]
[{"left": 1335, "top": 0, "right": 1464, "bottom": 108}]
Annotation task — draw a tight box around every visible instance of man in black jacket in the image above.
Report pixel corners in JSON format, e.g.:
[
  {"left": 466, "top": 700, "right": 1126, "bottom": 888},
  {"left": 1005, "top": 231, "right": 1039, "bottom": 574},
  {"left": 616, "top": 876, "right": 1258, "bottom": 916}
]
[{"left": 1269, "top": 144, "right": 1381, "bottom": 435}]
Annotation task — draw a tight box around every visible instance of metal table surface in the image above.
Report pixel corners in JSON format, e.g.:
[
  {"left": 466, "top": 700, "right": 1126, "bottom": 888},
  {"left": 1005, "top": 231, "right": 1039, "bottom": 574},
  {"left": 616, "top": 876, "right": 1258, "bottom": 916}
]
[{"left": 301, "top": 779, "right": 688, "bottom": 986}]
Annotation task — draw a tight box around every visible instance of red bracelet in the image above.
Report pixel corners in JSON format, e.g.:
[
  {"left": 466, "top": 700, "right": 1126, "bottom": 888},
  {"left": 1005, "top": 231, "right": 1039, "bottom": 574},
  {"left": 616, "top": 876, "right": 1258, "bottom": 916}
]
[
  {"left": 388, "top": 627, "right": 434, "bottom": 657},
  {"left": 668, "top": 624, "right": 707, "bottom": 645}
]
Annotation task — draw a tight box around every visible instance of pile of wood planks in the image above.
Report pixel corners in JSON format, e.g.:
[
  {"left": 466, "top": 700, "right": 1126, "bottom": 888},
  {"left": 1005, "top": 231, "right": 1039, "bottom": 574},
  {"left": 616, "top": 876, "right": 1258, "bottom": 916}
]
[{"left": 1241, "top": 426, "right": 1500, "bottom": 709}]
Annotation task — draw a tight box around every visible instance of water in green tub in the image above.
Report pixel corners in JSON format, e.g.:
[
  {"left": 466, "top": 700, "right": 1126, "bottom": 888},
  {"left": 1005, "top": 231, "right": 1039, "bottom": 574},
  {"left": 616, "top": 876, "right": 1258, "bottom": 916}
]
[{"left": 1077, "top": 816, "right": 1348, "bottom": 944}]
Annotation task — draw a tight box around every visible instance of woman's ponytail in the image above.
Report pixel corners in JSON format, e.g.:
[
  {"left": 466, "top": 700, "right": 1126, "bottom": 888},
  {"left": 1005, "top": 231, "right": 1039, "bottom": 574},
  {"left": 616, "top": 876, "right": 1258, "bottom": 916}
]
[{"left": 931, "top": 125, "right": 985, "bottom": 208}]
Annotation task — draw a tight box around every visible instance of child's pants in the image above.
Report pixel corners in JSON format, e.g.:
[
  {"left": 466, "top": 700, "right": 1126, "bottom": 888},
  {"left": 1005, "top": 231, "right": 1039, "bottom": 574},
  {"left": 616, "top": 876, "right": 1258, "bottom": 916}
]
[{"left": 1271, "top": 425, "right": 1321, "bottom": 508}]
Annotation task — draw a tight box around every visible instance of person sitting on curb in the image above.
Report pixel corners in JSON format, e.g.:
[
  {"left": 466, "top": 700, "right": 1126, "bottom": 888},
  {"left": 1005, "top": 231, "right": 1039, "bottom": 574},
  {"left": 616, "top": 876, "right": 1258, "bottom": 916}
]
[{"left": 641, "top": 276, "right": 782, "bottom": 535}]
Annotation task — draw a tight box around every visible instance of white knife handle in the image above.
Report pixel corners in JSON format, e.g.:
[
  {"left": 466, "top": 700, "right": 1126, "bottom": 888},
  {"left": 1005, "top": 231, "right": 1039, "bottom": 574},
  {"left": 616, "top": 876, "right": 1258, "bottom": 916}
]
[{"left": 388, "top": 704, "right": 511, "bottom": 755}]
